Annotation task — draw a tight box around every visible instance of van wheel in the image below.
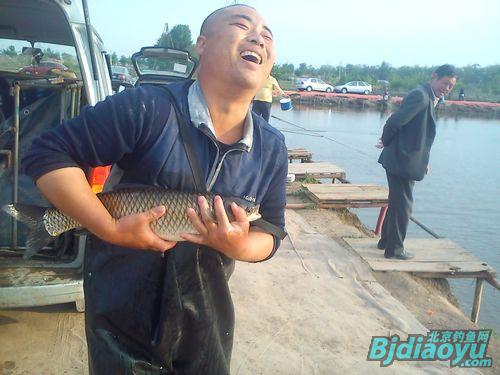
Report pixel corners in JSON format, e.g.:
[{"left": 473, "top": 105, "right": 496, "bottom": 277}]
[
  {"left": 326, "top": 87, "right": 332, "bottom": 93},
  {"left": 306, "top": 86, "right": 312, "bottom": 92},
  {"left": 364, "top": 90, "right": 370, "bottom": 95},
  {"left": 341, "top": 88, "right": 347, "bottom": 93}
]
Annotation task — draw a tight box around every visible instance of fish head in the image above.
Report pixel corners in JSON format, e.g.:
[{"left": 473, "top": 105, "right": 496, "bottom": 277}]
[{"left": 222, "top": 197, "right": 261, "bottom": 222}]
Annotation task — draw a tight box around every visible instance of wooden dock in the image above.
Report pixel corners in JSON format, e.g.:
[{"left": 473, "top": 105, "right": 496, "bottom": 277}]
[
  {"left": 343, "top": 237, "right": 498, "bottom": 323},
  {"left": 288, "top": 162, "right": 346, "bottom": 182},
  {"left": 303, "top": 183, "right": 388, "bottom": 208},
  {"left": 287, "top": 148, "right": 312, "bottom": 163}
]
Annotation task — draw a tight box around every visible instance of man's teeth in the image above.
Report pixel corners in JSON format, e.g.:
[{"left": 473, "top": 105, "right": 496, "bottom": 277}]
[{"left": 240, "top": 50, "right": 262, "bottom": 64}]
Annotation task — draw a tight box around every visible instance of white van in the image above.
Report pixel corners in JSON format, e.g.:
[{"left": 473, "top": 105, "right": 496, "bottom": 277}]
[{"left": 0, "top": 0, "right": 113, "bottom": 311}]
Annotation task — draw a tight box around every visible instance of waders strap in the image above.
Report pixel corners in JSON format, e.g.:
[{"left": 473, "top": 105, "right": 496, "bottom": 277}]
[{"left": 162, "top": 86, "right": 207, "bottom": 193}]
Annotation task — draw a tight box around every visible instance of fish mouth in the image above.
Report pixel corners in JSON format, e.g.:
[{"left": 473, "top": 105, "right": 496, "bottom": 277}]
[{"left": 240, "top": 50, "right": 262, "bottom": 65}]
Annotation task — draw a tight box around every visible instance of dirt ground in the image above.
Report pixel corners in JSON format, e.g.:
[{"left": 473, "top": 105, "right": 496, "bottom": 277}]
[
  {"left": 0, "top": 206, "right": 497, "bottom": 374},
  {"left": 296, "top": 207, "right": 499, "bottom": 374}
]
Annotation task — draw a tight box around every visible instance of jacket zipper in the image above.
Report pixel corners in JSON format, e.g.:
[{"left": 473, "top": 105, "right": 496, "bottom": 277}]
[{"left": 199, "top": 125, "right": 248, "bottom": 192}]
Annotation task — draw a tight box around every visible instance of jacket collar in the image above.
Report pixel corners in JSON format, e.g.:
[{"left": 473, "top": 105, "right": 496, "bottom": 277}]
[
  {"left": 422, "top": 82, "right": 437, "bottom": 122},
  {"left": 187, "top": 80, "right": 253, "bottom": 149}
]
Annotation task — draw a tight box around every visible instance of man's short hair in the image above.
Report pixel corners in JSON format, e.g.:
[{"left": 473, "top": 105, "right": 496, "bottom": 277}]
[
  {"left": 434, "top": 64, "right": 457, "bottom": 79},
  {"left": 199, "top": 4, "right": 255, "bottom": 35}
]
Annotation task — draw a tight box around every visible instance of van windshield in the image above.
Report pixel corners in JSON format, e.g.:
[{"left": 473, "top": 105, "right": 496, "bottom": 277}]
[{"left": 0, "top": 39, "right": 82, "bottom": 79}]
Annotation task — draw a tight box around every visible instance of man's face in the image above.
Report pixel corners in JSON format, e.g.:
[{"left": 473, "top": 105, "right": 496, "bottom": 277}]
[
  {"left": 430, "top": 74, "right": 457, "bottom": 97},
  {"left": 196, "top": 6, "right": 276, "bottom": 91}
]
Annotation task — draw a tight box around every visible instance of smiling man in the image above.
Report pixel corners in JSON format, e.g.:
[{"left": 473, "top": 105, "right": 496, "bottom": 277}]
[
  {"left": 376, "top": 64, "right": 457, "bottom": 260},
  {"left": 22, "top": 4, "right": 287, "bottom": 374}
]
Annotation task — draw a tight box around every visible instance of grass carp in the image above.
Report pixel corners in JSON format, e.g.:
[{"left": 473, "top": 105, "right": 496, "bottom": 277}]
[{"left": 2, "top": 187, "right": 261, "bottom": 258}]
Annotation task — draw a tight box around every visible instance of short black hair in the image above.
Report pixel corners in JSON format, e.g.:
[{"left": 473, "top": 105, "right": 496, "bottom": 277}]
[
  {"left": 199, "top": 4, "right": 255, "bottom": 35},
  {"left": 434, "top": 64, "right": 457, "bottom": 79}
]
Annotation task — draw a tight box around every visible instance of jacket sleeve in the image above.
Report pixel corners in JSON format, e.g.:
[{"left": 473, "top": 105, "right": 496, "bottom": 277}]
[
  {"left": 381, "top": 89, "right": 427, "bottom": 146},
  {"left": 256, "top": 140, "right": 288, "bottom": 261},
  {"left": 23, "top": 86, "right": 171, "bottom": 181}
]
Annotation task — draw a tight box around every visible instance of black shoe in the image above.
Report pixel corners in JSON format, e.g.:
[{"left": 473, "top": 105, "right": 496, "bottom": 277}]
[
  {"left": 377, "top": 239, "right": 385, "bottom": 250},
  {"left": 384, "top": 251, "right": 414, "bottom": 260}
]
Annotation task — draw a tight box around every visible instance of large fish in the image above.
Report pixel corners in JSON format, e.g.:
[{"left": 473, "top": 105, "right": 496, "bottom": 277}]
[{"left": 2, "top": 187, "right": 261, "bottom": 258}]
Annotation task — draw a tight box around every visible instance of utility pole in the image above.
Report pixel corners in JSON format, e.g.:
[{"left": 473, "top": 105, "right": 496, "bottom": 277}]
[{"left": 162, "top": 23, "right": 174, "bottom": 48}]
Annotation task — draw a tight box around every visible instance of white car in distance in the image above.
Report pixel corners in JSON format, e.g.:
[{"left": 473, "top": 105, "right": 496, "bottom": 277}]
[
  {"left": 296, "top": 77, "right": 334, "bottom": 92},
  {"left": 334, "top": 81, "right": 373, "bottom": 94}
]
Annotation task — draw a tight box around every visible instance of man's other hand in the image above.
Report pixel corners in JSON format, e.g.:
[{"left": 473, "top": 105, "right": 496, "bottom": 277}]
[{"left": 181, "top": 195, "right": 252, "bottom": 259}]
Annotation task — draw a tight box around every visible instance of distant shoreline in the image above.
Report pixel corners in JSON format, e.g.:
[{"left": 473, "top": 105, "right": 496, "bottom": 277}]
[{"left": 283, "top": 91, "right": 500, "bottom": 119}]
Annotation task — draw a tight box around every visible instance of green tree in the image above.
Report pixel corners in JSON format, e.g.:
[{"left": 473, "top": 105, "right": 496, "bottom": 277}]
[
  {"left": 43, "top": 48, "right": 61, "bottom": 60},
  {"left": 111, "top": 52, "right": 118, "bottom": 65},
  {"left": 119, "top": 55, "right": 129, "bottom": 66},
  {"left": 157, "top": 24, "right": 193, "bottom": 51},
  {"left": 295, "top": 62, "right": 316, "bottom": 77},
  {"left": 271, "top": 63, "right": 295, "bottom": 80},
  {"left": 1, "top": 45, "right": 17, "bottom": 57},
  {"left": 378, "top": 61, "right": 392, "bottom": 80}
]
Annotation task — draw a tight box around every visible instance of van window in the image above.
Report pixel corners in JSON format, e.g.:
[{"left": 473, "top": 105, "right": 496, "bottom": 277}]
[{"left": 0, "top": 39, "right": 82, "bottom": 79}]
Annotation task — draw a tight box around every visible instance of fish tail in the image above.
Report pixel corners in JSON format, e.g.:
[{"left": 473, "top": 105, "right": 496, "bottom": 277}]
[{"left": 1, "top": 204, "right": 54, "bottom": 259}]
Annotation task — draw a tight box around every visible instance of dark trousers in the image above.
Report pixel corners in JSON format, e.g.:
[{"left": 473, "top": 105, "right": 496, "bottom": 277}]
[
  {"left": 380, "top": 171, "right": 415, "bottom": 256},
  {"left": 252, "top": 100, "right": 272, "bottom": 122}
]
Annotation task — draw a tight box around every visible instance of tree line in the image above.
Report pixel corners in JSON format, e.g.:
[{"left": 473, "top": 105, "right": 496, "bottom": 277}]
[
  {"left": 2, "top": 22, "right": 498, "bottom": 102},
  {"left": 272, "top": 62, "right": 500, "bottom": 102}
]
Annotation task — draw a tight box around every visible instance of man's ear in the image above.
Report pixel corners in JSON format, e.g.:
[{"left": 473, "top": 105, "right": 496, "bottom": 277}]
[
  {"left": 195, "top": 35, "right": 207, "bottom": 56},
  {"left": 431, "top": 72, "right": 438, "bottom": 81}
]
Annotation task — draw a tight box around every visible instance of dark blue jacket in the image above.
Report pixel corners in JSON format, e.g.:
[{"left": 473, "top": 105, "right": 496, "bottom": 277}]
[{"left": 23, "top": 80, "right": 288, "bottom": 374}]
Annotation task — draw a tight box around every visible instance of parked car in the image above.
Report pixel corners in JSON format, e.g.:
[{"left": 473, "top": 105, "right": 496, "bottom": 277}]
[
  {"left": 0, "top": 0, "right": 113, "bottom": 312},
  {"left": 334, "top": 81, "right": 373, "bottom": 94},
  {"left": 296, "top": 77, "right": 334, "bottom": 92},
  {"left": 131, "top": 46, "right": 197, "bottom": 87},
  {"left": 111, "top": 65, "right": 134, "bottom": 89},
  {"left": 19, "top": 61, "right": 69, "bottom": 76}
]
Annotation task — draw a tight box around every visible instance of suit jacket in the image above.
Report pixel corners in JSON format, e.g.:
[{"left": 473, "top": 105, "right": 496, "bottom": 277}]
[{"left": 378, "top": 82, "right": 436, "bottom": 181}]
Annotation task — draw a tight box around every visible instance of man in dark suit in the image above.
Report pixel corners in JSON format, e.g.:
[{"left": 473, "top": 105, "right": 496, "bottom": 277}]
[{"left": 377, "top": 64, "right": 457, "bottom": 260}]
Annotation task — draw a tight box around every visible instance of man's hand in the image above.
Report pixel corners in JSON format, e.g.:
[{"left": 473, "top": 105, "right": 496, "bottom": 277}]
[
  {"left": 181, "top": 195, "right": 252, "bottom": 259},
  {"left": 107, "top": 205, "right": 177, "bottom": 252},
  {"left": 375, "top": 138, "right": 384, "bottom": 149},
  {"left": 426, "top": 165, "right": 430, "bottom": 175}
]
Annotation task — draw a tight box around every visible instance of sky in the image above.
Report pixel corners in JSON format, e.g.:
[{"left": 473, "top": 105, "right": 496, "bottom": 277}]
[{"left": 87, "top": 0, "right": 500, "bottom": 68}]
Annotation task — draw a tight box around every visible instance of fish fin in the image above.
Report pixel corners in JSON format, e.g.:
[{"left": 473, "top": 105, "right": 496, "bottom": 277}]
[{"left": 1, "top": 204, "right": 54, "bottom": 259}]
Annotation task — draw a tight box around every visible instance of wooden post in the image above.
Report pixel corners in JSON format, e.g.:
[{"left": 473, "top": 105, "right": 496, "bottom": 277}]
[
  {"left": 374, "top": 206, "right": 388, "bottom": 236},
  {"left": 471, "top": 278, "right": 485, "bottom": 324}
]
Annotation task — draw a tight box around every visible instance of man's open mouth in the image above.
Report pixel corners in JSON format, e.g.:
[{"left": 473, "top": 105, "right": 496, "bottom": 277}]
[{"left": 240, "top": 50, "right": 262, "bottom": 65}]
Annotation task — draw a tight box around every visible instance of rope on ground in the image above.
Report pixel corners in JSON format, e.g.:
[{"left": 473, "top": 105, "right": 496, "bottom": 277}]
[{"left": 287, "top": 233, "right": 319, "bottom": 278}]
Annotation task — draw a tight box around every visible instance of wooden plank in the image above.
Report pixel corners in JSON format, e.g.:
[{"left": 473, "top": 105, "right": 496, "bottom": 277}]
[
  {"left": 361, "top": 261, "right": 492, "bottom": 274},
  {"left": 287, "top": 148, "right": 312, "bottom": 162},
  {"left": 288, "top": 162, "right": 345, "bottom": 179},
  {"left": 317, "top": 202, "right": 388, "bottom": 209},
  {"left": 302, "top": 184, "right": 388, "bottom": 208},
  {"left": 304, "top": 184, "right": 388, "bottom": 201},
  {"left": 343, "top": 237, "right": 495, "bottom": 275},
  {"left": 415, "top": 271, "right": 495, "bottom": 279},
  {"left": 348, "top": 238, "right": 482, "bottom": 262}
]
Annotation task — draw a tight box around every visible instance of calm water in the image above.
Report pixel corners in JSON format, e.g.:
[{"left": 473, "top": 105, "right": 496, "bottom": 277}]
[{"left": 271, "top": 103, "right": 500, "bottom": 331}]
